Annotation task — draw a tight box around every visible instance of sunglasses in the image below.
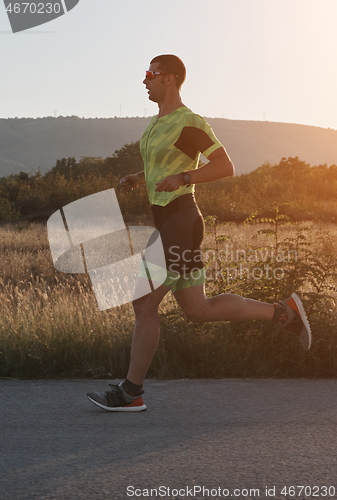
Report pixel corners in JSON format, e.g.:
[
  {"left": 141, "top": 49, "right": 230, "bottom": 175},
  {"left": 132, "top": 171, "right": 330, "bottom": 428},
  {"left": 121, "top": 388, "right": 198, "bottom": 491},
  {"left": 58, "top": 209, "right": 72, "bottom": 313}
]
[{"left": 145, "top": 71, "right": 178, "bottom": 80}]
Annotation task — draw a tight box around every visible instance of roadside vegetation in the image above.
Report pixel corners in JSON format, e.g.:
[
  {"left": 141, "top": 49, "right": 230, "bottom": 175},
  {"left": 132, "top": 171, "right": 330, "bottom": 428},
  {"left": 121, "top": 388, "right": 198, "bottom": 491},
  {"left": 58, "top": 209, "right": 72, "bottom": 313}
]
[
  {"left": 1, "top": 144, "right": 337, "bottom": 378},
  {"left": 1, "top": 214, "right": 337, "bottom": 379}
]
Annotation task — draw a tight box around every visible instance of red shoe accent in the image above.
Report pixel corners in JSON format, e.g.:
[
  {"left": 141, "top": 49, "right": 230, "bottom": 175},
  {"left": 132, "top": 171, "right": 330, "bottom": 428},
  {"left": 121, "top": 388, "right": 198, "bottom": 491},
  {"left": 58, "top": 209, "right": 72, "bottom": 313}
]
[
  {"left": 126, "top": 397, "right": 145, "bottom": 407},
  {"left": 285, "top": 297, "right": 298, "bottom": 313}
]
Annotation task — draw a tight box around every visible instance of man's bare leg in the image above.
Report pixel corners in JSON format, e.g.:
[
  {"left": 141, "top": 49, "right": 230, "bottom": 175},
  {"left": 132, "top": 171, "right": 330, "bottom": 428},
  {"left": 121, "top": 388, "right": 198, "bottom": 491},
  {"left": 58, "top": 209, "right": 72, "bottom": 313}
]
[
  {"left": 173, "top": 283, "right": 274, "bottom": 322},
  {"left": 126, "top": 283, "right": 171, "bottom": 385},
  {"left": 126, "top": 283, "right": 273, "bottom": 385},
  {"left": 173, "top": 284, "right": 310, "bottom": 349}
]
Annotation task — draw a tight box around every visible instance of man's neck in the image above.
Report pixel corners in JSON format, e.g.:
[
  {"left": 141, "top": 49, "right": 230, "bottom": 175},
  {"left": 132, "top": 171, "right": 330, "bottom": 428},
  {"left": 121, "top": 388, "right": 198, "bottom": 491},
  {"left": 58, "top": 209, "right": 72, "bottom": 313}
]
[{"left": 157, "top": 95, "right": 185, "bottom": 118}]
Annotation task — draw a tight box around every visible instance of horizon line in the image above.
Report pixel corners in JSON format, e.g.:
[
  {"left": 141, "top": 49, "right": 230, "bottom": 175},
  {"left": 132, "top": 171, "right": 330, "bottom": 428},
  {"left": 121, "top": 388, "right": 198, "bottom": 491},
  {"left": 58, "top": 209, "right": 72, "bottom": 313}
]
[{"left": 0, "top": 115, "right": 335, "bottom": 130}]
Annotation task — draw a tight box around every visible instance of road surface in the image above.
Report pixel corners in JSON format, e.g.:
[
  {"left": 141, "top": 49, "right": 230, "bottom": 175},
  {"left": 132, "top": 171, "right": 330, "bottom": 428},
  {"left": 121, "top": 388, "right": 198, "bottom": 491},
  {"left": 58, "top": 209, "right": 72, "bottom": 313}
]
[{"left": 1, "top": 379, "right": 336, "bottom": 500}]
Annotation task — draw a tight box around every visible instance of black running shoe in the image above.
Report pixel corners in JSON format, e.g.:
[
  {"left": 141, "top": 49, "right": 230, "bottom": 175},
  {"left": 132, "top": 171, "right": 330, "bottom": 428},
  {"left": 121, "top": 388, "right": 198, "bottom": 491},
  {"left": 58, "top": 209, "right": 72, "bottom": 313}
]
[{"left": 87, "top": 382, "right": 146, "bottom": 412}]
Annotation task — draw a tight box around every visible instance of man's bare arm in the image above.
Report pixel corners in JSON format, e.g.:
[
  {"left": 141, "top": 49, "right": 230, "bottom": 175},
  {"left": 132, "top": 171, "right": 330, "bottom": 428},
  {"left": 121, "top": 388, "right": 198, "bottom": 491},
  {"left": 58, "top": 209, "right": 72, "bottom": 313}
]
[
  {"left": 119, "top": 170, "right": 145, "bottom": 191},
  {"left": 155, "top": 147, "right": 234, "bottom": 192},
  {"left": 188, "top": 147, "right": 234, "bottom": 184},
  {"left": 135, "top": 171, "right": 146, "bottom": 184}
]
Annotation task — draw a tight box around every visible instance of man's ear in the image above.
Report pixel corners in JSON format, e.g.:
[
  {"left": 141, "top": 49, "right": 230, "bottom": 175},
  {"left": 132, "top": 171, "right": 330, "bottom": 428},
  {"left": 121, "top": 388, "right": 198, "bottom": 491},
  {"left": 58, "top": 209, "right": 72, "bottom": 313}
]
[{"left": 166, "top": 74, "right": 177, "bottom": 87}]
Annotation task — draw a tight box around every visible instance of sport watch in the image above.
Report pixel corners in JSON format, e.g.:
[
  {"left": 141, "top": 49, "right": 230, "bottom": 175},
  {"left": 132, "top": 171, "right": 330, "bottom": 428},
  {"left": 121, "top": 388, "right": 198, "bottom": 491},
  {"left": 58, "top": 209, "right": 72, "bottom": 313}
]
[{"left": 180, "top": 172, "right": 191, "bottom": 186}]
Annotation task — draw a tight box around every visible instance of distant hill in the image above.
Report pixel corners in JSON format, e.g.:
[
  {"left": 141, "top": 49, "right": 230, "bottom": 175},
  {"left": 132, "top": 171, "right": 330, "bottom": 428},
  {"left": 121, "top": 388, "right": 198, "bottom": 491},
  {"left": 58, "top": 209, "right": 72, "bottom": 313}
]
[{"left": 1, "top": 115, "right": 337, "bottom": 177}]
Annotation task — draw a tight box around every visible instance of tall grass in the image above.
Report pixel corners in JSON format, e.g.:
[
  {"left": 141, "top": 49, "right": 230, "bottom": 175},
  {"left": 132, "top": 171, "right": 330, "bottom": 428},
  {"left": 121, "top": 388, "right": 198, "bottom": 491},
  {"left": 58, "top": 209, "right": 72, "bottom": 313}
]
[{"left": 1, "top": 216, "right": 337, "bottom": 379}]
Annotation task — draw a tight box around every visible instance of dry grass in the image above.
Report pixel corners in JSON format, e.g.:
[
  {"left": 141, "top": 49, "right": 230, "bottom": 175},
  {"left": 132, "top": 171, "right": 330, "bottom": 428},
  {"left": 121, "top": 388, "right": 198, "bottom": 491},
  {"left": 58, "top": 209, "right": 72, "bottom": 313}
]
[{"left": 1, "top": 220, "right": 337, "bottom": 379}]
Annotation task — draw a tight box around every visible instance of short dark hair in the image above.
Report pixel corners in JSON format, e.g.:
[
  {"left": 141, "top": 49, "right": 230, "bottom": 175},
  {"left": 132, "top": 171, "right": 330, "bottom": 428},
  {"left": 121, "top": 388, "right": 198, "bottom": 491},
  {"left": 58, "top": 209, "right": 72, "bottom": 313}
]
[{"left": 150, "top": 54, "right": 186, "bottom": 89}]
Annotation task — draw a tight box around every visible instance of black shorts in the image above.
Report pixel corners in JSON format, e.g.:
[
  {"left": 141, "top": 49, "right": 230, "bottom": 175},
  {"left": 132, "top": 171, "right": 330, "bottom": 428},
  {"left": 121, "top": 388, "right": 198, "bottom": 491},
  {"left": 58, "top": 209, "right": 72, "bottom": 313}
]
[{"left": 150, "top": 194, "right": 206, "bottom": 291}]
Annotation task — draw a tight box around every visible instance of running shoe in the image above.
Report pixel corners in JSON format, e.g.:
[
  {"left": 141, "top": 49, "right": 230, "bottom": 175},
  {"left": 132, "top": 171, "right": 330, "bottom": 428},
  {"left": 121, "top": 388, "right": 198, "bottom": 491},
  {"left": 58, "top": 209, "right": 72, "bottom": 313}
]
[
  {"left": 276, "top": 293, "right": 311, "bottom": 351},
  {"left": 87, "top": 382, "right": 147, "bottom": 412}
]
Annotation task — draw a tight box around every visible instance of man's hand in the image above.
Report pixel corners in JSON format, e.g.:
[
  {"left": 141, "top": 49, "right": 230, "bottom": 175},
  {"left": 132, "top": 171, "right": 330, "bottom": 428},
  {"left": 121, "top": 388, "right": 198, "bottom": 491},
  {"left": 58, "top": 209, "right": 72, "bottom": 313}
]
[
  {"left": 119, "top": 174, "right": 138, "bottom": 192},
  {"left": 155, "top": 174, "right": 183, "bottom": 192}
]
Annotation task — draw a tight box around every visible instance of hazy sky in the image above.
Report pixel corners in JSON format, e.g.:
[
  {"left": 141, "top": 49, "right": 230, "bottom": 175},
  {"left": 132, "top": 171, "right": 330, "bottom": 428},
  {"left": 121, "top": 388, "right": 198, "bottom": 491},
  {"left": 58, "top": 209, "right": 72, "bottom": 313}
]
[{"left": 1, "top": 0, "right": 337, "bottom": 129}]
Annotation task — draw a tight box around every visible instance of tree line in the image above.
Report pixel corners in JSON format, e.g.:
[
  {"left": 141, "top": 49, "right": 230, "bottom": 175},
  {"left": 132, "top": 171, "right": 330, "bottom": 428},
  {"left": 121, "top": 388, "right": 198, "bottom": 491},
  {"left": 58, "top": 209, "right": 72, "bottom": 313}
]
[{"left": 0, "top": 140, "right": 337, "bottom": 223}]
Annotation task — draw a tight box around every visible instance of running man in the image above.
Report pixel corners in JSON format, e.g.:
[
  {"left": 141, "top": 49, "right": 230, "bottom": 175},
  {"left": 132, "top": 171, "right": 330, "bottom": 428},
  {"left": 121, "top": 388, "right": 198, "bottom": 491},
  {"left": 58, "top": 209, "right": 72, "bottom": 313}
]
[{"left": 87, "top": 55, "right": 311, "bottom": 412}]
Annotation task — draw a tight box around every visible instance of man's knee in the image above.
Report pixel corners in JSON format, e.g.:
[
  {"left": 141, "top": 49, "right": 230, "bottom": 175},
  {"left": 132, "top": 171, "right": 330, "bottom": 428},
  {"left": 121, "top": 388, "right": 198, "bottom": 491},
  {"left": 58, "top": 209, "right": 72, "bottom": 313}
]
[
  {"left": 132, "top": 295, "right": 151, "bottom": 316},
  {"left": 184, "top": 307, "right": 208, "bottom": 323},
  {"left": 132, "top": 293, "right": 160, "bottom": 317}
]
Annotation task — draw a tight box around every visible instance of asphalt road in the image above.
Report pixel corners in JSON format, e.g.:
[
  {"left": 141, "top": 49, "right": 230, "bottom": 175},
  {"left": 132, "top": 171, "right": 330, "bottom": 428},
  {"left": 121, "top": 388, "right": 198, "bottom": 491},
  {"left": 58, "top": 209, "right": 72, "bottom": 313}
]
[{"left": 1, "top": 379, "right": 337, "bottom": 500}]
